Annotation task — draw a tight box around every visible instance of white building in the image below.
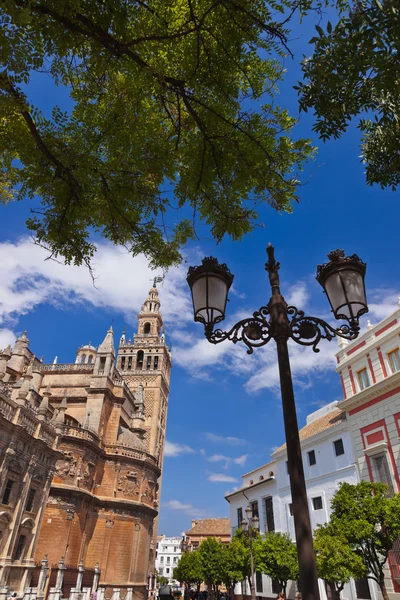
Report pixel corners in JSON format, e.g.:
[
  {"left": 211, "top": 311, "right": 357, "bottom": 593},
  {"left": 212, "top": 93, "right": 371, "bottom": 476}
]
[
  {"left": 155, "top": 534, "right": 184, "bottom": 585},
  {"left": 336, "top": 302, "right": 400, "bottom": 598},
  {"left": 226, "top": 401, "right": 376, "bottom": 600}
]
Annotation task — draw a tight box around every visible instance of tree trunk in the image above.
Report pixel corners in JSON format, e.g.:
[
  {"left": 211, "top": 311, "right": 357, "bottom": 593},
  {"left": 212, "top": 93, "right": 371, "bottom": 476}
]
[{"left": 379, "top": 577, "right": 390, "bottom": 600}]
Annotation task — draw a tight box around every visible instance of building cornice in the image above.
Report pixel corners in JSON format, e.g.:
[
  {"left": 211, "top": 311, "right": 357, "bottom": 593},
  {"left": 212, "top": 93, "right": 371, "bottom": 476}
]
[
  {"left": 225, "top": 476, "right": 275, "bottom": 501},
  {"left": 337, "top": 370, "right": 400, "bottom": 413}
]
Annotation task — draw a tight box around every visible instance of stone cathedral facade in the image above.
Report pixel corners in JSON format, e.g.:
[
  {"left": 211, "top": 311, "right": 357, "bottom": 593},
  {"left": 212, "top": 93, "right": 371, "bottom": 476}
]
[{"left": 0, "top": 285, "right": 171, "bottom": 600}]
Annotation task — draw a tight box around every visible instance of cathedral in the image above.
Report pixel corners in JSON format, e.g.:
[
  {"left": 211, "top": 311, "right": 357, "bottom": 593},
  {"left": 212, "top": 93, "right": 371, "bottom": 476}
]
[{"left": 0, "top": 284, "right": 171, "bottom": 600}]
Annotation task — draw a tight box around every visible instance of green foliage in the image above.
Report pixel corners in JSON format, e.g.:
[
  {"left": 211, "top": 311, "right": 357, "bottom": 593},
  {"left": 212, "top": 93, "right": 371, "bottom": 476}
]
[
  {"left": 254, "top": 531, "right": 299, "bottom": 594},
  {"left": 198, "top": 537, "right": 225, "bottom": 588},
  {"left": 156, "top": 571, "right": 169, "bottom": 586},
  {"left": 314, "top": 522, "right": 366, "bottom": 598},
  {"left": 221, "top": 533, "right": 252, "bottom": 590},
  {"left": 329, "top": 482, "right": 400, "bottom": 597},
  {"left": 0, "top": 0, "right": 315, "bottom": 269},
  {"left": 297, "top": 0, "right": 400, "bottom": 189},
  {"left": 173, "top": 551, "right": 202, "bottom": 587}
]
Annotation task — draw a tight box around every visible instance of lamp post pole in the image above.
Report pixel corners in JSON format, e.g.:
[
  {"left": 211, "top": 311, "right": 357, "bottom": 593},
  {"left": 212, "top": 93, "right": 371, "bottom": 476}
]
[
  {"left": 187, "top": 244, "right": 368, "bottom": 600},
  {"left": 242, "top": 510, "right": 259, "bottom": 600}
]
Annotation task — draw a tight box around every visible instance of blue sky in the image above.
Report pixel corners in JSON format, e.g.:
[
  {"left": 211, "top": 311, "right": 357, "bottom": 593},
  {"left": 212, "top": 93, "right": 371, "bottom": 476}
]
[{"left": 1, "top": 9, "right": 400, "bottom": 537}]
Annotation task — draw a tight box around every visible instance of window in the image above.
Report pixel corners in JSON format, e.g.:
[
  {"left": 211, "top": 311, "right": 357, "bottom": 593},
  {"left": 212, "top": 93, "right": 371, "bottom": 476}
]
[
  {"left": 174, "top": 546, "right": 177, "bottom": 552},
  {"left": 288, "top": 503, "right": 293, "bottom": 517},
  {"left": 325, "top": 581, "right": 335, "bottom": 600},
  {"left": 174, "top": 557, "right": 178, "bottom": 563},
  {"left": 312, "top": 496, "right": 323, "bottom": 511},
  {"left": 159, "top": 568, "right": 163, "bottom": 575},
  {"left": 137, "top": 350, "right": 144, "bottom": 369},
  {"left": 80, "top": 354, "right": 86, "bottom": 364},
  {"left": 371, "top": 453, "right": 394, "bottom": 496},
  {"left": 99, "top": 357, "right": 106, "bottom": 370},
  {"left": 308, "top": 450, "right": 316, "bottom": 466},
  {"left": 88, "top": 355, "right": 93, "bottom": 364},
  {"left": 26, "top": 488, "right": 36, "bottom": 512},
  {"left": 250, "top": 501, "right": 259, "bottom": 519},
  {"left": 167, "top": 557, "right": 170, "bottom": 564},
  {"left": 355, "top": 577, "right": 371, "bottom": 599},
  {"left": 263, "top": 497, "right": 275, "bottom": 532},
  {"left": 271, "top": 580, "right": 279, "bottom": 595},
  {"left": 14, "top": 534, "right": 26, "bottom": 560},
  {"left": 237, "top": 507, "right": 243, "bottom": 527},
  {"left": 334, "top": 438, "right": 345, "bottom": 457},
  {"left": 144, "top": 322, "right": 151, "bottom": 335},
  {"left": 160, "top": 557, "right": 164, "bottom": 563},
  {"left": 120, "top": 357, "right": 126, "bottom": 370},
  {"left": 388, "top": 349, "right": 400, "bottom": 374},
  {"left": 166, "top": 568, "right": 170, "bottom": 574},
  {"left": 127, "top": 356, "right": 132, "bottom": 370},
  {"left": 146, "top": 356, "right": 152, "bottom": 370},
  {"left": 2, "top": 479, "right": 14, "bottom": 505},
  {"left": 256, "top": 572, "right": 263, "bottom": 593},
  {"left": 357, "top": 367, "right": 370, "bottom": 391},
  {"left": 154, "top": 356, "right": 159, "bottom": 369}
]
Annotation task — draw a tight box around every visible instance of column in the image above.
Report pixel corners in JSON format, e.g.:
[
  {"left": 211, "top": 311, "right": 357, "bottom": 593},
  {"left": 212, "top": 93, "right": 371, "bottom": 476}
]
[
  {"left": 36, "top": 555, "right": 49, "bottom": 600},
  {"left": 92, "top": 564, "right": 100, "bottom": 593},
  {"left": 76, "top": 560, "right": 85, "bottom": 591}
]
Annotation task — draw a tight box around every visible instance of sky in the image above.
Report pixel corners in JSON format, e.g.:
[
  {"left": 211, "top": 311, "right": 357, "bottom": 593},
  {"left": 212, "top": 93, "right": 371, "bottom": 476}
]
[{"left": 1, "top": 8, "right": 400, "bottom": 537}]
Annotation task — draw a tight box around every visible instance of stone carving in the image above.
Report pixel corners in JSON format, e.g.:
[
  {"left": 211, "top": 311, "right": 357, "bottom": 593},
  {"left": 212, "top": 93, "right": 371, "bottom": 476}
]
[
  {"left": 55, "top": 451, "right": 77, "bottom": 479},
  {"left": 81, "top": 461, "right": 95, "bottom": 489},
  {"left": 141, "top": 478, "right": 155, "bottom": 505},
  {"left": 117, "top": 470, "right": 141, "bottom": 497}
]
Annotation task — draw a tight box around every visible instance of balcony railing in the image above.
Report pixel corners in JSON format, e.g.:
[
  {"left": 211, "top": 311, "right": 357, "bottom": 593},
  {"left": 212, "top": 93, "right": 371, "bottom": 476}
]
[{"left": 41, "top": 363, "right": 94, "bottom": 373}]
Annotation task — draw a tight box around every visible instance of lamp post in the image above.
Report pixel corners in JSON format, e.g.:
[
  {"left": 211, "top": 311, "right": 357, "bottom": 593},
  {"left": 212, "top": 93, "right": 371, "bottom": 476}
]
[
  {"left": 242, "top": 506, "right": 259, "bottom": 600},
  {"left": 187, "top": 245, "right": 368, "bottom": 600}
]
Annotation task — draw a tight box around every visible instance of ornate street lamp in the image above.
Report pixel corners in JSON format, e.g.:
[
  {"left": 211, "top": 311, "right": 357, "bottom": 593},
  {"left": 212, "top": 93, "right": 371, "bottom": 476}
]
[
  {"left": 187, "top": 244, "right": 368, "bottom": 600},
  {"left": 241, "top": 507, "right": 260, "bottom": 600}
]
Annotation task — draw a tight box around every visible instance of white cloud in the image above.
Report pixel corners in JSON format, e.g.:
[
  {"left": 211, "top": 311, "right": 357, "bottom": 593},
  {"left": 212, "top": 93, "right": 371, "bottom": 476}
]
[
  {"left": 286, "top": 281, "right": 309, "bottom": 308},
  {"left": 0, "top": 328, "right": 16, "bottom": 349},
  {"left": 204, "top": 452, "right": 248, "bottom": 469},
  {"left": 204, "top": 432, "right": 248, "bottom": 446},
  {"left": 164, "top": 441, "right": 195, "bottom": 458},
  {"left": 365, "top": 289, "right": 400, "bottom": 323},
  {"left": 208, "top": 473, "right": 239, "bottom": 483},
  {"left": 163, "top": 499, "right": 208, "bottom": 517},
  {"left": 0, "top": 237, "right": 192, "bottom": 329},
  {"left": 233, "top": 454, "right": 248, "bottom": 467}
]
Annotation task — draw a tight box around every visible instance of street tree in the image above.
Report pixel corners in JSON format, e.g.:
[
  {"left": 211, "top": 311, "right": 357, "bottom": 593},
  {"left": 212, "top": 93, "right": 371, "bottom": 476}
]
[
  {"left": 297, "top": 0, "right": 400, "bottom": 189},
  {"left": 314, "top": 522, "right": 366, "bottom": 600},
  {"left": 254, "top": 531, "right": 299, "bottom": 595},
  {"left": 221, "top": 535, "right": 251, "bottom": 600},
  {"left": 173, "top": 551, "right": 203, "bottom": 592},
  {"left": 0, "top": 0, "right": 315, "bottom": 270},
  {"left": 156, "top": 570, "right": 169, "bottom": 586},
  {"left": 198, "top": 537, "right": 224, "bottom": 598},
  {"left": 329, "top": 481, "right": 400, "bottom": 600}
]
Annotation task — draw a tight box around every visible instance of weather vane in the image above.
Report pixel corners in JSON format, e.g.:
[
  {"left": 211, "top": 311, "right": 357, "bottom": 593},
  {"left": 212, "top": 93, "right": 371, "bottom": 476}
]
[{"left": 150, "top": 275, "right": 164, "bottom": 287}]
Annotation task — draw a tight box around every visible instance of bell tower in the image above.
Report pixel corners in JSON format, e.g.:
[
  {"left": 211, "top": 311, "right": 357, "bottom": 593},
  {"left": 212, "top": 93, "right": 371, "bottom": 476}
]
[{"left": 116, "top": 284, "right": 171, "bottom": 463}]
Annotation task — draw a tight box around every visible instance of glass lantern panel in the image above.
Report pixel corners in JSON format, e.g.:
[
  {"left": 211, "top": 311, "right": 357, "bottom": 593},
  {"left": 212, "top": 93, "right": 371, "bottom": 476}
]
[
  {"left": 324, "top": 272, "right": 346, "bottom": 314},
  {"left": 207, "top": 275, "right": 228, "bottom": 315},
  {"left": 341, "top": 269, "right": 366, "bottom": 306},
  {"left": 192, "top": 276, "right": 207, "bottom": 316}
]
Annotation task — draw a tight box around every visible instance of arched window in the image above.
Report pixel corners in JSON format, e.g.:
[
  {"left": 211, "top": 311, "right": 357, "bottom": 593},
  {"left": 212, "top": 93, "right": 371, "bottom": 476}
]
[
  {"left": 88, "top": 355, "right": 93, "bottom": 364},
  {"left": 144, "top": 322, "right": 151, "bottom": 335},
  {"left": 80, "top": 354, "right": 86, "bottom": 364},
  {"left": 137, "top": 350, "right": 144, "bottom": 369}
]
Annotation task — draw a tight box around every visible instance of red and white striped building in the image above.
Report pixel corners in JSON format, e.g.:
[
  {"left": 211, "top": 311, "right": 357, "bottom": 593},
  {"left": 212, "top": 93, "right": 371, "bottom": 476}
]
[{"left": 336, "top": 300, "right": 400, "bottom": 598}]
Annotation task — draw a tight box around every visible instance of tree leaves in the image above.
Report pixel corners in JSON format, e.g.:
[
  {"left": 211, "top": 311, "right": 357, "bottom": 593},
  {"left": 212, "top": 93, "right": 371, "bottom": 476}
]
[
  {"left": 298, "top": 0, "right": 400, "bottom": 189},
  {"left": 0, "top": 0, "right": 315, "bottom": 269}
]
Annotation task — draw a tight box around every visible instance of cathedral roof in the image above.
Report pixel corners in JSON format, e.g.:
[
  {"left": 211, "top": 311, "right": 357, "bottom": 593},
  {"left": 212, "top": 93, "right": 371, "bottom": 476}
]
[
  {"left": 78, "top": 343, "right": 96, "bottom": 351},
  {"left": 186, "top": 518, "right": 231, "bottom": 536},
  {"left": 117, "top": 425, "right": 145, "bottom": 451}
]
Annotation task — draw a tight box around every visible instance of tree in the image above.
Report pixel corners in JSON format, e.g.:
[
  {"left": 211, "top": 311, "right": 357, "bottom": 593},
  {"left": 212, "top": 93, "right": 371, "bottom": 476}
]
[
  {"left": 254, "top": 531, "right": 299, "bottom": 595},
  {"left": 156, "top": 570, "right": 169, "bottom": 586},
  {"left": 0, "top": 0, "right": 314, "bottom": 270},
  {"left": 173, "top": 551, "right": 203, "bottom": 591},
  {"left": 297, "top": 0, "right": 400, "bottom": 189},
  {"left": 198, "top": 537, "right": 224, "bottom": 598},
  {"left": 221, "top": 535, "right": 252, "bottom": 600},
  {"left": 314, "top": 522, "right": 366, "bottom": 600},
  {"left": 329, "top": 481, "right": 400, "bottom": 600}
]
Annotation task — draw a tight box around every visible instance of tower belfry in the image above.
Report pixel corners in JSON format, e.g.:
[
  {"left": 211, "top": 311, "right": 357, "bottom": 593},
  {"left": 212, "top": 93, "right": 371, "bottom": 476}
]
[{"left": 116, "top": 284, "right": 171, "bottom": 461}]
